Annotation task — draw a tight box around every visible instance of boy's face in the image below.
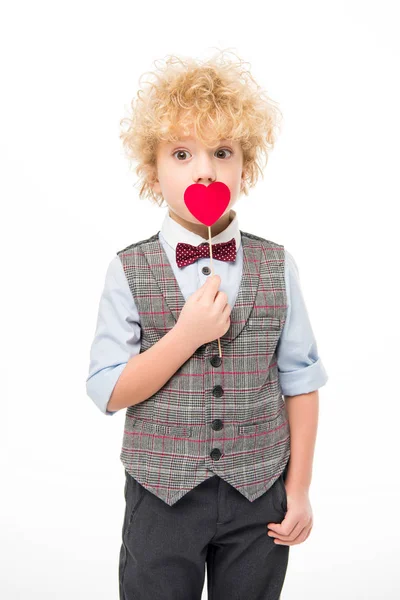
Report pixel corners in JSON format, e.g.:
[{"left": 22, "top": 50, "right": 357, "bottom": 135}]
[{"left": 151, "top": 130, "right": 246, "bottom": 237}]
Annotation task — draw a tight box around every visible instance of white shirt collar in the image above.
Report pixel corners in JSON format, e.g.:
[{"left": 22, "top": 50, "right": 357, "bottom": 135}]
[{"left": 159, "top": 208, "right": 241, "bottom": 252}]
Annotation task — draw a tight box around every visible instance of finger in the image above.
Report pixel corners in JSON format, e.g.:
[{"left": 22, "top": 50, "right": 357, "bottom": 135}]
[
  {"left": 268, "top": 519, "right": 302, "bottom": 540},
  {"left": 198, "top": 274, "right": 221, "bottom": 301},
  {"left": 267, "top": 517, "right": 298, "bottom": 538},
  {"left": 270, "top": 519, "right": 311, "bottom": 542},
  {"left": 222, "top": 303, "right": 231, "bottom": 318},
  {"left": 214, "top": 291, "right": 229, "bottom": 313},
  {"left": 274, "top": 524, "right": 312, "bottom": 546}
]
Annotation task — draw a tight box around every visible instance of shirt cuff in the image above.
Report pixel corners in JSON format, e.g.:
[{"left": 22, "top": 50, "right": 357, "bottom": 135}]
[
  {"left": 86, "top": 363, "right": 127, "bottom": 416},
  {"left": 279, "top": 358, "right": 329, "bottom": 396}
]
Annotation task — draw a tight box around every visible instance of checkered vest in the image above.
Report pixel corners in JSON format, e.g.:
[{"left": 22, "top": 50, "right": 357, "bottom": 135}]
[{"left": 117, "top": 230, "right": 290, "bottom": 506}]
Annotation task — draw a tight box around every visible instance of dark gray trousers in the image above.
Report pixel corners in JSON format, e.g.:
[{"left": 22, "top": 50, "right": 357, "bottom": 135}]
[{"left": 119, "top": 466, "right": 289, "bottom": 600}]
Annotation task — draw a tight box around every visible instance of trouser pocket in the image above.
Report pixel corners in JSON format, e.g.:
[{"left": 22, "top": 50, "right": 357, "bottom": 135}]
[
  {"left": 123, "top": 470, "right": 146, "bottom": 538},
  {"left": 119, "top": 471, "right": 147, "bottom": 594},
  {"left": 271, "top": 465, "right": 288, "bottom": 515},
  {"left": 279, "top": 473, "right": 288, "bottom": 513}
]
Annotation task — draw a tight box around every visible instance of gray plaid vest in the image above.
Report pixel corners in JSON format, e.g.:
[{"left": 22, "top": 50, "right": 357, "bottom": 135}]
[{"left": 117, "top": 230, "right": 290, "bottom": 506}]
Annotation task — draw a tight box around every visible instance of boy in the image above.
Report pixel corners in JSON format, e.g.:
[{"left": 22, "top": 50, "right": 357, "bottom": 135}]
[{"left": 86, "top": 49, "right": 328, "bottom": 599}]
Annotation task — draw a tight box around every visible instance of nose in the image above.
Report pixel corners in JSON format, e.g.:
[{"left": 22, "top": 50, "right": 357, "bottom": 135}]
[
  {"left": 196, "top": 176, "right": 215, "bottom": 185},
  {"left": 192, "top": 153, "right": 216, "bottom": 185}
]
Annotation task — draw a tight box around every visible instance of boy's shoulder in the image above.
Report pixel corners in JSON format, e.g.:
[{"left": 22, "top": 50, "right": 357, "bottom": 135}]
[
  {"left": 116, "top": 232, "right": 160, "bottom": 256},
  {"left": 240, "top": 229, "right": 284, "bottom": 250}
]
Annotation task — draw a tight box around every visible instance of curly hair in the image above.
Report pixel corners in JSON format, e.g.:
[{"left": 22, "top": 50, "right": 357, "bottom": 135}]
[{"left": 119, "top": 48, "right": 283, "bottom": 207}]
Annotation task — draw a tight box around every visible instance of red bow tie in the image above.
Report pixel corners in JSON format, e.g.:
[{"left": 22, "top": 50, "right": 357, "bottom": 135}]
[{"left": 175, "top": 237, "right": 237, "bottom": 268}]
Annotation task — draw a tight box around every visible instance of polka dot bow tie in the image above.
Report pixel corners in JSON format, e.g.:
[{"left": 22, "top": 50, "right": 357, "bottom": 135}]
[{"left": 175, "top": 238, "right": 237, "bottom": 268}]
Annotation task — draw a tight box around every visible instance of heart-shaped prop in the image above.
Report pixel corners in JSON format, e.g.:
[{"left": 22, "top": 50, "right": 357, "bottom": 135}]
[{"left": 184, "top": 181, "right": 231, "bottom": 226}]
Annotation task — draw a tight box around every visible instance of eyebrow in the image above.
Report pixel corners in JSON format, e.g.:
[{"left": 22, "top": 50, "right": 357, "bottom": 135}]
[{"left": 171, "top": 138, "right": 231, "bottom": 144}]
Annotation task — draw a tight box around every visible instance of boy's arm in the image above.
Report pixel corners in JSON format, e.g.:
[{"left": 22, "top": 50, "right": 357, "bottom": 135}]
[
  {"left": 277, "top": 250, "right": 327, "bottom": 491},
  {"left": 86, "top": 255, "right": 201, "bottom": 415},
  {"left": 86, "top": 256, "right": 142, "bottom": 416},
  {"left": 107, "top": 325, "right": 198, "bottom": 412},
  {"left": 284, "top": 390, "right": 319, "bottom": 491}
]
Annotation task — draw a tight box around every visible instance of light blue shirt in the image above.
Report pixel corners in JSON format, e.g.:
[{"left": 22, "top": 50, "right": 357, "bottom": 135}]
[{"left": 86, "top": 209, "right": 328, "bottom": 415}]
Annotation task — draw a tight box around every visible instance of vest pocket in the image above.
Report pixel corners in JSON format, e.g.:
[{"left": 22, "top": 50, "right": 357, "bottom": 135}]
[
  {"left": 133, "top": 418, "right": 193, "bottom": 438},
  {"left": 237, "top": 410, "right": 285, "bottom": 435},
  {"left": 245, "top": 316, "right": 281, "bottom": 330}
]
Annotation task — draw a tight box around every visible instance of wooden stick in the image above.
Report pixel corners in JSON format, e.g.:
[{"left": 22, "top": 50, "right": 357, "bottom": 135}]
[{"left": 208, "top": 226, "right": 222, "bottom": 358}]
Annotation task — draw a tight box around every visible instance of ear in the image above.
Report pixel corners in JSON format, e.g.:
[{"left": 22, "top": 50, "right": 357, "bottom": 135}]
[{"left": 151, "top": 179, "right": 161, "bottom": 195}]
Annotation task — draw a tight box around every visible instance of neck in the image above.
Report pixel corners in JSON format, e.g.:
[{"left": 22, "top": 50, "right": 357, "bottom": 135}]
[{"left": 168, "top": 208, "right": 233, "bottom": 240}]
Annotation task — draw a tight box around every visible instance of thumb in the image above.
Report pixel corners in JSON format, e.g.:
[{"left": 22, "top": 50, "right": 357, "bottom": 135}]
[{"left": 196, "top": 274, "right": 220, "bottom": 297}]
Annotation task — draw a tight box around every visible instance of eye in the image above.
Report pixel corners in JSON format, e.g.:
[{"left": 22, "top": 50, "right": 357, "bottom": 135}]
[
  {"left": 215, "top": 148, "right": 233, "bottom": 159},
  {"left": 173, "top": 150, "right": 191, "bottom": 161}
]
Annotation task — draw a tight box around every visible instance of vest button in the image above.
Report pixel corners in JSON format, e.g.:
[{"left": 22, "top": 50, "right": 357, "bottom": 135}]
[
  {"left": 210, "top": 448, "right": 222, "bottom": 460},
  {"left": 212, "top": 385, "right": 224, "bottom": 397},
  {"left": 211, "top": 419, "right": 223, "bottom": 431},
  {"left": 210, "top": 355, "right": 222, "bottom": 367},
  {"left": 202, "top": 266, "right": 211, "bottom": 275}
]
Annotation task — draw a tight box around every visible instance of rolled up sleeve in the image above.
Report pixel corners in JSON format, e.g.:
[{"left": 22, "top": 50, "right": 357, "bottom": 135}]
[
  {"left": 277, "top": 250, "right": 329, "bottom": 396},
  {"left": 85, "top": 256, "right": 141, "bottom": 415}
]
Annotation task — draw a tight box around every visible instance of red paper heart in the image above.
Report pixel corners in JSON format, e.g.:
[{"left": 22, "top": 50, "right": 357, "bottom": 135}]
[{"left": 184, "top": 182, "right": 231, "bottom": 226}]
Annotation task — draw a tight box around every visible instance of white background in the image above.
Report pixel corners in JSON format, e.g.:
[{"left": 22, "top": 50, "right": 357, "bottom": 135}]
[{"left": 1, "top": 1, "right": 399, "bottom": 598}]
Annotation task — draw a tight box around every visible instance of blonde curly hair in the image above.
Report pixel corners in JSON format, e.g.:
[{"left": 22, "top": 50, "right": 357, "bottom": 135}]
[{"left": 119, "top": 48, "right": 283, "bottom": 207}]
